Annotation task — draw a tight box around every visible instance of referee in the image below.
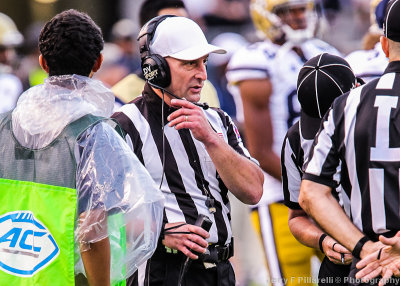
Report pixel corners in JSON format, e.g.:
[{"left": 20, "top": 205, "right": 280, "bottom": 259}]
[
  {"left": 282, "top": 53, "right": 360, "bottom": 285},
  {"left": 299, "top": 0, "right": 400, "bottom": 284},
  {"left": 112, "top": 16, "right": 263, "bottom": 285}
]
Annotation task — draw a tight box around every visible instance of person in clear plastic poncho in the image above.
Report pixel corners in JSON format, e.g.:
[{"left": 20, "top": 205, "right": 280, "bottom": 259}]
[{"left": 0, "top": 9, "right": 164, "bottom": 286}]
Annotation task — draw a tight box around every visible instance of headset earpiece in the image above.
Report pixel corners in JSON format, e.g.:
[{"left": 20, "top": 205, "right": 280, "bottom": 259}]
[
  {"left": 141, "top": 54, "right": 171, "bottom": 88},
  {"left": 137, "top": 15, "right": 176, "bottom": 88}
]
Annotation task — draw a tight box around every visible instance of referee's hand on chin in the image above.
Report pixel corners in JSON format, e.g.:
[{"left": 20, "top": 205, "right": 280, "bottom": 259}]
[{"left": 162, "top": 222, "right": 210, "bottom": 260}]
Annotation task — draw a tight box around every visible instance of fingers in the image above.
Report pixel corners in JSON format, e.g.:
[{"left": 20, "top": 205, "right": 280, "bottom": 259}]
[
  {"left": 188, "top": 225, "right": 210, "bottom": 242},
  {"left": 324, "top": 238, "right": 352, "bottom": 264},
  {"left": 357, "top": 249, "right": 381, "bottom": 269},
  {"left": 180, "top": 245, "right": 201, "bottom": 260},
  {"left": 170, "top": 98, "right": 196, "bottom": 109},
  {"left": 361, "top": 266, "right": 383, "bottom": 284},
  {"left": 356, "top": 261, "right": 382, "bottom": 280},
  {"left": 333, "top": 243, "right": 351, "bottom": 254},
  {"left": 163, "top": 223, "right": 210, "bottom": 260},
  {"left": 167, "top": 114, "right": 190, "bottom": 129},
  {"left": 379, "top": 268, "right": 394, "bottom": 286},
  {"left": 342, "top": 253, "right": 353, "bottom": 265},
  {"left": 326, "top": 252, "right": 352, "bottom": 265},
  {"left": 183, "top": 235, "right": 207, "bottom": 254},
  {"left": 167, "top": 106, "right": 203, "bottom": 130},
  {"left": 177, "top": 228, "right": 209, "bottom": 259},
  {"left": 380, "top": 235, "right": 399, "bottom": 247},
  {"left": 389, "top": 263, "right": 400, "bottom": 277}
]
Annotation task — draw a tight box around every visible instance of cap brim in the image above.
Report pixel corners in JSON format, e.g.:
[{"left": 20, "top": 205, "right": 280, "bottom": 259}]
[
  {"left": 168, "top": 44, "right": 226, "bottom": 61},
  {"left": 300, "top": 110, "right": 322, "bottom": 140}
]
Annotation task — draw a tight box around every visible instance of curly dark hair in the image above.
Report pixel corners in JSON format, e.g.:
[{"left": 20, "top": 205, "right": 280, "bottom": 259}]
[{"left": 39, "top": 9, "right": 104, "bottom": 76}]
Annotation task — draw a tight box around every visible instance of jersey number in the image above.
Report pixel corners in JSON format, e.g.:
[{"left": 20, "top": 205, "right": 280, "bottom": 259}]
[{"left": 287, "top": 89, "right": 300, "bottom": 128}]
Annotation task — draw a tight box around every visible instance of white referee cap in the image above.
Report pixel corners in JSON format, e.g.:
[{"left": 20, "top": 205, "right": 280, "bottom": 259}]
[{"left": 149, "top": 17, "right": 226, "bottom": 61}]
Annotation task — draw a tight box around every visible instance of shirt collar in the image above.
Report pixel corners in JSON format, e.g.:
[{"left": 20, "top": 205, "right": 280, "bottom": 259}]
[
  {"left": 383, "top": 60, "right": 400, "bottom": 74},
  {"left": 142, "top": 82, "right": 178, "bottom": 123}
]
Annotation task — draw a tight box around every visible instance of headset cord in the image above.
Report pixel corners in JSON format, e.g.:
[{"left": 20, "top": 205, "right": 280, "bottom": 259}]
[
  {"left": 177, "top": 258, "right": 188, "bottom": 286},
  {"left": 159, "top": 89, "right": 166, "bottom": 189},
  {"left": 149, "top": 89, "right": 167, "bottom": 286}
]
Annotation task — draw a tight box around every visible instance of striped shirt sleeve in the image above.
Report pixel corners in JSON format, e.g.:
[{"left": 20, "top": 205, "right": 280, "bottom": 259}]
[
  {"left": 303, "top": 100, "right": 343, "bottom": 189},
  {"left": 282, "top": 132, "right": 302, "bottom": 209},
  {"left": 214, "top": 108, "right": 259, "bottom": 165}
]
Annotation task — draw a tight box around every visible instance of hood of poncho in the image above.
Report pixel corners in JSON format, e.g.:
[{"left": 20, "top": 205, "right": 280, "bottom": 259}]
[{"left": 12, "top": 74, "right": 115, "bottom": 149}]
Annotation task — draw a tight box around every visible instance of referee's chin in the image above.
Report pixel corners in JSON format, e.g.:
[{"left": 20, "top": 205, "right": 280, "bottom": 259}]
[{"left": 183, "top": 92, "right": 201, "bottom": 103}]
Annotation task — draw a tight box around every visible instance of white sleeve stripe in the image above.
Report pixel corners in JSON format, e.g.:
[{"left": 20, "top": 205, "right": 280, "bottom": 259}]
[
  {"left": 343, "top": 86, "right": 363, "bottom": 230},
  {"left": 283, "top": 137, "right": 302, "bottom": 204}
]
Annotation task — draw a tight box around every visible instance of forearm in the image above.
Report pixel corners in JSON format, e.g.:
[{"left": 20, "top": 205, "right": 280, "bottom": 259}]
[
  {"left": 238, "top": 78, "right": 279, "bottom": 181},
  {"left": 299, "top": 180, "right": 365, "bottom": 252},
  {"left": 258, "top": 151, "right": 281, "bottom": 181},
  {"left": 81, "top": 237, "right": 111, "bottom": 286},
  {"left": 288, "top": 212, "right": 324, "bottom": 249},
  {"left": 244, "top": 116, "right": 281, "bottom": 181},
  {"left": 204, "top": 133, "right": 263, "bottom": 205}
]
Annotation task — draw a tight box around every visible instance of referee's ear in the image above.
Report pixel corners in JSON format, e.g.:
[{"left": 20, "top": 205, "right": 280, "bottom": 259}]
[{"left": 380, "top": 36, "right": 389, "bottom": 58}]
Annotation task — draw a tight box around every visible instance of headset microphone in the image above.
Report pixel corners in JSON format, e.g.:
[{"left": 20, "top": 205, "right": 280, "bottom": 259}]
[{"left": 148, "top": 81, "right": 209, "bottom": 110}]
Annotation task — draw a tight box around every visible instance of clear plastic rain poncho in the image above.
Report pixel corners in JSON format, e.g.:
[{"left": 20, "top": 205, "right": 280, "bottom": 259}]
[{"left": 11, "top": 75, "right": 164, "bottom": 281}]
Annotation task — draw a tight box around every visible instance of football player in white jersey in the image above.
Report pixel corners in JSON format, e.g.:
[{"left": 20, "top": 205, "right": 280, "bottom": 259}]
[
  {"left": 226, "top": 1, "right": 340, "bottom": 285},
  {"left": 0, "top": 12, "right": 23, "bottom": 113},
  {"left": 345, "top": 0, "right": 389, "bottom": 83}
]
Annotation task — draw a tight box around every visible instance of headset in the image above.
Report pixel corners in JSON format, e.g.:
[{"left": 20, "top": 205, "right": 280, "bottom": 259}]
[
  {"left": 137, "top": 14, "right": 174, "bottom": 88},
  {"left": 137, "top": 14, "right": 209, "bottom": 110}
]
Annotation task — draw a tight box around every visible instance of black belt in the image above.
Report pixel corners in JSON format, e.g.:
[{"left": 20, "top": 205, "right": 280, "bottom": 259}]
[
  {"left": 200, "top": 240, "right": 234, "bottom": 263},
  {"left": 161, "top": 240, "right": 234, "bottom": 263}
]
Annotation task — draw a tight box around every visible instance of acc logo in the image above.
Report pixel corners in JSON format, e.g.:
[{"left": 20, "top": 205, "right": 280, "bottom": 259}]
[{"left": 0, "top": 211, "right": 59, "bottom": 277}]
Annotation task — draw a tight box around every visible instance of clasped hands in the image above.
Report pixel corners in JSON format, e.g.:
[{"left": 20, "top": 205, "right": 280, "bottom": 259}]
[{"left": 356, "top": 231, "right": 400, "bottom": 286}]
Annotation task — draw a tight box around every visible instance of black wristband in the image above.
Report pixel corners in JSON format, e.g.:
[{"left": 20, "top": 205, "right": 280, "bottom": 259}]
[
  {"left": 352, "top": 236, "right": 370, "bottom": 259},
  {"left": 319, "top": 234, "right": 327, "bottom": 254}
]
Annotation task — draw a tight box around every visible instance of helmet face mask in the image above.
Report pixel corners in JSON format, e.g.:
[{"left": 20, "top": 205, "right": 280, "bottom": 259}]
[
  {"left": 275, "top": 5, "right": 308, "bottom": 30},
  {"left": 250, "top": 0, "right": 317, "bottom": 44}
]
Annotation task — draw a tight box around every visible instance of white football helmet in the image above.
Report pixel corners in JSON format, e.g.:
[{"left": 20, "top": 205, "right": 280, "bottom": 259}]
[
  {"left": 0, "top": 12, "right": 23, "bottom": 47},
  {"left": 250, "top": 0, "right": 317, "bottom": 44}
]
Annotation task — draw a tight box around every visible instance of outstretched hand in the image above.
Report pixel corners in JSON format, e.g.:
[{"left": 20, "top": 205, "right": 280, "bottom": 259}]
[{"left": 356, "top": 232, "right": 400, "bottom": 286}]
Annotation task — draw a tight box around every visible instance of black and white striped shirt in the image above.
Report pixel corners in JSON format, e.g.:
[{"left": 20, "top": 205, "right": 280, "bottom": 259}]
[
  {"left": 112, "top": 83, "right": 255, "bottom": 245},
  {"left": 303, "top": 61, "right": 400, "bottom": 239},
  {"left": 282, "top": 122, "right": 349, "bottom": 213}
]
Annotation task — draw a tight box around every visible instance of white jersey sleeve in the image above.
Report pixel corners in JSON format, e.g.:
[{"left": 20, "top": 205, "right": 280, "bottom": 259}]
[
  {"left": 345, "top": 42, "right": 388, "bottom": 83},
  {"left": 226, "top": 41, "right": 278, "bottom": 84},
  {"left": 301, "top": 38, "right": 342, "bottom": 59}
]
